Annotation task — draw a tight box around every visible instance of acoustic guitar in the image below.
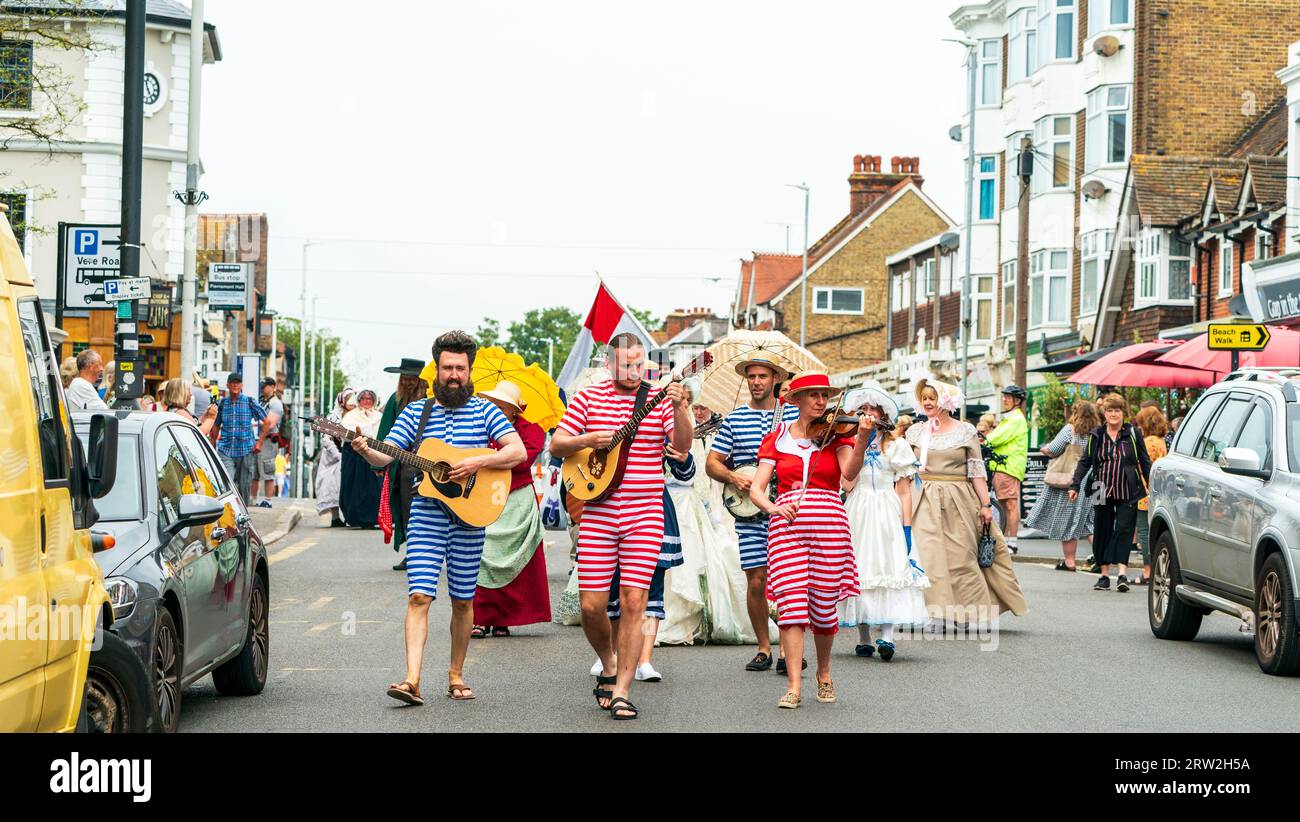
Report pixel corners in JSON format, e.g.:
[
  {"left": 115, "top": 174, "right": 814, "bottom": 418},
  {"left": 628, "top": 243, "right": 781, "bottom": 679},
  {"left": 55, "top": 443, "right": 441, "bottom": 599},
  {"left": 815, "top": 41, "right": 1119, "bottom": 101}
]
[
  {"left": 562, "top": 351, "right": 713, "bottom": 504},
  {"left": 311, "top": 417, "right": 511, "bottom": 528}
]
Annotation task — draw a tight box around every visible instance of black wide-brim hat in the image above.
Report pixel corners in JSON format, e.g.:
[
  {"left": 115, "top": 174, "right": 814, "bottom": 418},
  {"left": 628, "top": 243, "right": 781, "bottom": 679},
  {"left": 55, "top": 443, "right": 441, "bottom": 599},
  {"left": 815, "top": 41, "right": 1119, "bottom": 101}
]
[{"left": 384, "top": 357, "right": 426, "bottom": 376}]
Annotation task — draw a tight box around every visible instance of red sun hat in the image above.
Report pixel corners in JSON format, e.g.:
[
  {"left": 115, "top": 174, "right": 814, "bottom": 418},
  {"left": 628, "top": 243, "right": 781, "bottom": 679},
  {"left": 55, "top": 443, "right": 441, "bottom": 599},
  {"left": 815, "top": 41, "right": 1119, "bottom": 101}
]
[{"left": 781, "top": 370, "right": 843, "bottom": 400}]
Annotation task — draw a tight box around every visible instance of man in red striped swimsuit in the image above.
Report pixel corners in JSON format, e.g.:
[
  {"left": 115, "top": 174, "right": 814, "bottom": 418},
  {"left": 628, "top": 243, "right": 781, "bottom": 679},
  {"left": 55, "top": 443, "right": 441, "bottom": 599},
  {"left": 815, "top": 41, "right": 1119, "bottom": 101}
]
[{"left": 551, "top": 333, "right": 693, "bottom": 720}]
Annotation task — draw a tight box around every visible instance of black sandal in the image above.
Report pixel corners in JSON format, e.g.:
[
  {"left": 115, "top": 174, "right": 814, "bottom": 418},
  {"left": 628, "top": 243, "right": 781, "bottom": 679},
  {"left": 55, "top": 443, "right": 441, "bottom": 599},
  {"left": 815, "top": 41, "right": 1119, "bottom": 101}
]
[
  {"left": 609, "top": 696, "right": 639, "bottom": 720},
  {"left": 593, "top": 674, "right": 616, "bottom": 710},
  {"left": 470, "top": 625, "right": 488, "bottom": 639},
  {"left": 745, "top": 652, "right": 772, "bottom": 672},
  {"left": 491, "top": 626, "right": 511, "bottom": 637}
]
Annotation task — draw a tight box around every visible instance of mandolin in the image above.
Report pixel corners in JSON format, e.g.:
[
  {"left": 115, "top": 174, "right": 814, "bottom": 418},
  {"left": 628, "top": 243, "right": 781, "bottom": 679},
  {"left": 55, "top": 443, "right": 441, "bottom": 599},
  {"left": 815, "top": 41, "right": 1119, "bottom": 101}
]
[
  {"left": 311, "top": 416, "right": 511, "bottom": 528},
  {"left": 562, "top": 351, "right": 713, "bottom": 504}
]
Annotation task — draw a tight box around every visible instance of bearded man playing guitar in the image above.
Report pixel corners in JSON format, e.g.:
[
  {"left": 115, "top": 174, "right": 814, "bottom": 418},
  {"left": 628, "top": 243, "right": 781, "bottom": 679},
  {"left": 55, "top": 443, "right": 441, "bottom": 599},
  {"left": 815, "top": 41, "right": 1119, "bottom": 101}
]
[
  {"left": 352, "top": 330, "right": 526, "bottom": 706},
  {"left": 550, "top": 333, "right": 693, "bottom": 720},
  {"left": 705, "top": 357, "right": 797, "bottom": 673}
]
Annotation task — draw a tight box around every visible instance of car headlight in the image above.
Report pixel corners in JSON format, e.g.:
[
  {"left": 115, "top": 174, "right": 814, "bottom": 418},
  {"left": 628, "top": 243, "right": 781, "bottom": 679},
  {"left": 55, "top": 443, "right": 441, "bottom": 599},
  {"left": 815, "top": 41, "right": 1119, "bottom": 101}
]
[{"left": 104, "top": 576, "right": 138, "bottom": 620}]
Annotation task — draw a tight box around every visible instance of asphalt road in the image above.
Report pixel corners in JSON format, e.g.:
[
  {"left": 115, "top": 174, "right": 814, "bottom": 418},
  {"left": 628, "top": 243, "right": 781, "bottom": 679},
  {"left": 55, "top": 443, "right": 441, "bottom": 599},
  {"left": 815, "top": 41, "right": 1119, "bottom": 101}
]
[{"left": 178, "top": 517, "right": 1300, "bottom": 732}]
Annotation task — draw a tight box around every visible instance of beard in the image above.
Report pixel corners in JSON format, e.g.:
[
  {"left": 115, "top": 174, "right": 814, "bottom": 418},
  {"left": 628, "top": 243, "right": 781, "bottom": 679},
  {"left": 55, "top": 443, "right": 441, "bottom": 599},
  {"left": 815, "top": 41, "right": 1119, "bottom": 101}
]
[{"left": 434, "top": 377, "right": 473, "bottom": 407}]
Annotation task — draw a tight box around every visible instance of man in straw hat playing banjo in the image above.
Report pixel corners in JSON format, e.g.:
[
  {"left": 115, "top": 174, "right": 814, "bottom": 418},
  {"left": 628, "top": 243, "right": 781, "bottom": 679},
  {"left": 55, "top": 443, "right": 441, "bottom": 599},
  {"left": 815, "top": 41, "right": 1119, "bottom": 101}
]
[{"left": 705, "top": 355, "right": 799, "bottom": 673}]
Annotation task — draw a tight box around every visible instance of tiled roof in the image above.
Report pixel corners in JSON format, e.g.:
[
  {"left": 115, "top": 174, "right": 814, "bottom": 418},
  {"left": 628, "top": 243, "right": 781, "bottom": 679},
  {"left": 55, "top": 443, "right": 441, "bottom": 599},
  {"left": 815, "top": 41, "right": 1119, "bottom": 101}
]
[
  {"left": 1209, "top": 166, "right": 1245, "bottom": 217},
  {"left": 1130, "top": 155, "right": 1246, "bottom": 227},
  {"left": 1245, "top": 155, "right": 1288, "bottom": 210},
  {"left": 1229, "top": 94, "right": 1289, "bottom": 158},
  {"left": 736, "top": 252, "right": 804, "bottom": 312}
]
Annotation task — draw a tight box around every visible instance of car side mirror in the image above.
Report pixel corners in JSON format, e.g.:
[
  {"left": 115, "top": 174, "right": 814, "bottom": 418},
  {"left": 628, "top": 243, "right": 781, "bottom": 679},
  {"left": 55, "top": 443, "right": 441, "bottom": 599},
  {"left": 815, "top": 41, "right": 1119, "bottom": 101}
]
[
  {"left": 1219, "top": 447, "right": 1268, "bottom": 480},
  {"left": 164, "top": 494, "right": 226, "bottom": 537},
  {"left": 86, "top": 413, "right": 119, "bottom": 499}
]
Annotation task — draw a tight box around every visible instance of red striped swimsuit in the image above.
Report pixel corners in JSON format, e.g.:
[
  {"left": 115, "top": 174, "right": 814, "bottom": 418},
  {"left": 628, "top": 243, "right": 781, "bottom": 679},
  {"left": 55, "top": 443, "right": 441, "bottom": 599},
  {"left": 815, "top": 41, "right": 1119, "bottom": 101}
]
[
  {"left": 557, "top": 381, "right": 675, "bottom": 592},
  {"left": 758, "top": 423, "right": 860, "bottom": 633}
]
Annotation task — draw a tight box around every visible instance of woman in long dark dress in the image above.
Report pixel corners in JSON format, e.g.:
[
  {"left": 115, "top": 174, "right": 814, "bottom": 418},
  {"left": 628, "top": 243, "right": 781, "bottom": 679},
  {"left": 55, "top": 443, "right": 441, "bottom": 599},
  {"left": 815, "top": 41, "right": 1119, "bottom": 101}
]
[{"left": 340, "top": 389, "right": 384, "bottom": 528}]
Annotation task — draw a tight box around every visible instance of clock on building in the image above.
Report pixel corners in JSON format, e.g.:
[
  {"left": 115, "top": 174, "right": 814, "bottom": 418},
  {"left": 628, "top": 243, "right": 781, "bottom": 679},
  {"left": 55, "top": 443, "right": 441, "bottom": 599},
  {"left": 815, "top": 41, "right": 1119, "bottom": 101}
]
[{"left": 143, "top": 72, "right": 161, "bottom": 106}]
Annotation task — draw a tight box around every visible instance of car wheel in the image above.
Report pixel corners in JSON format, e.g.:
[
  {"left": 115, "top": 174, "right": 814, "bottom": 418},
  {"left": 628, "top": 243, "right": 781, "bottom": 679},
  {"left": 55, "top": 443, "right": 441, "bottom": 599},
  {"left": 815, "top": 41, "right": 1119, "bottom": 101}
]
[
  {"left": 154, "top": 608, "right": 183, "bottom": 733},
  {"left": 83, "top": 629, "right": 157, "bottom": 733},
  {"left": 212, "top": 572, "right": 269, "bottom": 696},
  {"left": 1254, "top": 553, "right": 1300, "bottom": 676},
  {"left": 1148, "top": 531, "right": 1202, "bottom": 641}
]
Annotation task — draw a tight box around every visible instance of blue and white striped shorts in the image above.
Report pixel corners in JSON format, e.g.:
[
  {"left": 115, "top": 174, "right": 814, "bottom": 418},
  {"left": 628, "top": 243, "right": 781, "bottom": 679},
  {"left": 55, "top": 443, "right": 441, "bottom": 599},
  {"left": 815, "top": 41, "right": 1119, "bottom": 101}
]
[
  {"left": 404, "top": 500, "right": 485, "bottom": 600},
  {"left": 735, "top": 519, "right": 770, "bottom": 570}
]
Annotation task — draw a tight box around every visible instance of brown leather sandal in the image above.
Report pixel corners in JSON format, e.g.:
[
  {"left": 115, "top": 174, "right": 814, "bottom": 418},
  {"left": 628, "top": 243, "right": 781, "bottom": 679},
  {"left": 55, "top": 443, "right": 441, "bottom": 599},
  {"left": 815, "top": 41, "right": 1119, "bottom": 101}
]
[
  {"left": 386, "top": 680, "right": 424, "bottom": 706},
  {"left": 447, "top": 683, "right": 476, "bottom": 700}
]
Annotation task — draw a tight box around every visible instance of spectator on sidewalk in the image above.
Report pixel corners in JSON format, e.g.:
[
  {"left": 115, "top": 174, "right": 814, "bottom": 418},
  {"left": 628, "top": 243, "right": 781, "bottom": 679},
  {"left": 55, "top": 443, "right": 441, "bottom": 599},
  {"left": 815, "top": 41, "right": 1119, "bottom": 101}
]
[
  {"left": 1132, "top": 406, "right": 1169, "bottom": 586},
  {"left": 66, "top": 349, "right": 109, "bottom": 411},
  {"left": 208, "top": 372, "right": 268, "bottom": 502},
  {"left": 1025, "top": 400, "right": 1099, "bottom": 572},
  {"left": 254, "top": 377, "right": 285, "bottom": 505},
  {"left": 986, "top": 385, "right": 1029, "bottom": 553}
]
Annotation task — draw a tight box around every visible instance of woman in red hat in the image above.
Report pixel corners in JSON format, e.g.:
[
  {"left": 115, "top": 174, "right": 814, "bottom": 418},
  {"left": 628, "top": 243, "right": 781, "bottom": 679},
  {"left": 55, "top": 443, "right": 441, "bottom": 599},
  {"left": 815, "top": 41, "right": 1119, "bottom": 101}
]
[{"left": 749, "top": 371, "right": 872, "bottom": 709}]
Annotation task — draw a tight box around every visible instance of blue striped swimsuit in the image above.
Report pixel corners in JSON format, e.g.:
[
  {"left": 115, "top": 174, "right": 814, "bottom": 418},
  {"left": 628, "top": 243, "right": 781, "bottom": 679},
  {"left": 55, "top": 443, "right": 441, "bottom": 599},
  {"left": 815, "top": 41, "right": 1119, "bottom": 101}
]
[
  {"left": 711, "top": 404, "right": 799, "bottom": 569},
  {"left": 383, "top": 397, "right": 514, "bottom": 599}
]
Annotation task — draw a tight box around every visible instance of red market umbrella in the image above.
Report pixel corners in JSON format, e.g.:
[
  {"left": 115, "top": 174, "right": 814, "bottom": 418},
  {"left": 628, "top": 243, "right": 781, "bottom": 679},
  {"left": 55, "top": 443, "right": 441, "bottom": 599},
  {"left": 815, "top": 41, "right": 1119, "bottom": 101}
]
[
  {"left": 1153, "top": 325, "right": 1300, "bottom": 377},
  {"left": 1067, "top": 340, "right": 1214, "bottom": 388}
]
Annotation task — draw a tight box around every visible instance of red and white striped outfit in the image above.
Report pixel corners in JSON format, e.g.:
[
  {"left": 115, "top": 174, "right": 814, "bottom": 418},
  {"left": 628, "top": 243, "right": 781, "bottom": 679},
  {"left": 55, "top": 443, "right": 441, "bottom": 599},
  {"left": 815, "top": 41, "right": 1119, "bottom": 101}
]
[
  {"left": 759, "top": 424, "right": 860, "bottom": 635},
  {"left": 558, "top": 380, "right": 675, "bottom": 592}
]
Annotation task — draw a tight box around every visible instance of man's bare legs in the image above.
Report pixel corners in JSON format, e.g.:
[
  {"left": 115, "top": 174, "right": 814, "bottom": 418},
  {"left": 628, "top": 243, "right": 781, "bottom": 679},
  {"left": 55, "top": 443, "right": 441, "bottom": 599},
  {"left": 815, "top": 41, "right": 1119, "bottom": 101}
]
[
  {"left": 448, "top": 598, "right": 474, "bottom": 693},
  {"left": 402, "top": 593, "right": 432, "bottom": 687},
  {"left": 580, "top": 591, "right": 616, "bottom": 706},
  {"left": 744, "top": 567, "right": 772, "bottom": 657}
]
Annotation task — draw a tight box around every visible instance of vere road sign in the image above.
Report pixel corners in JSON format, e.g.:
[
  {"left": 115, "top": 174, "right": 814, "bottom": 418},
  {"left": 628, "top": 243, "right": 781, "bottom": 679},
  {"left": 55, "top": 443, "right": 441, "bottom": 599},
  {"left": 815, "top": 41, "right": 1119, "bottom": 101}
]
[
  {"left": 59, "top": 223, "right": 122, "bottom": 310},
  {"left": 1207, "top": 323, "right": 1272, "bottom": 351},
  {"left": 103, "top": 276, "right": 151, "bottom": 303}
]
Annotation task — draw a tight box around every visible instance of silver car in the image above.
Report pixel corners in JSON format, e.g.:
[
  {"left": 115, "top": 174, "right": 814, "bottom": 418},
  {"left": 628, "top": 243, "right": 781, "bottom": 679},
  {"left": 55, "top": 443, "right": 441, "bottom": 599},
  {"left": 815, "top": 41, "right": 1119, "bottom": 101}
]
[{"left": 1147, "top": 368, "right": 1300, "bottom": 675}]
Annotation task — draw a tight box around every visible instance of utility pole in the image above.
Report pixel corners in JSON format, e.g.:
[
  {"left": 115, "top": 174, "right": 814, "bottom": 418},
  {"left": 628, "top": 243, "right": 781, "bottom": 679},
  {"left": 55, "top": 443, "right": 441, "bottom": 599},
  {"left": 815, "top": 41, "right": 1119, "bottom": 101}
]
[
  {"left": 176, "top": 0, "right": 206, "bottom": 379},
  {"left": 959, "top": 40, "right": 976, "bottom": 420},
  {"left": 295, "top": 240, "right": 314, "bottom": 497},
  {"left": 787, "top": 183, "right": 810, "bottom": 346},
  {"left": 113, "top": 0, "right": 145, "bottom": 408},
  {"left": 1015, "top": 134, "right": 1033, "bottom": 388}
]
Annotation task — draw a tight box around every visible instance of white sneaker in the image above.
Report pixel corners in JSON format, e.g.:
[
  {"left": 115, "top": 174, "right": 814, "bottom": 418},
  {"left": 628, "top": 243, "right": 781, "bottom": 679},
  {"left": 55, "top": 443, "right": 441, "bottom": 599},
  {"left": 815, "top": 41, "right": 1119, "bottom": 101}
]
[
  {"left": 589, "top": 657, "right": 603, "bottom": 676},
  {"left": 635, "top": 662, "right": 662, "bottom": 682}
]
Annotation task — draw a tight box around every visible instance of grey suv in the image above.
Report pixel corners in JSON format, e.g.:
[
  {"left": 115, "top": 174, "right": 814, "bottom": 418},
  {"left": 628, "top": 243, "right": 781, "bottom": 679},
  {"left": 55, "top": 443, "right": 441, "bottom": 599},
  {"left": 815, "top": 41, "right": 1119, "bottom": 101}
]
[{"left": 1147, "top": 368, "right": 1300, "bottom": 675}]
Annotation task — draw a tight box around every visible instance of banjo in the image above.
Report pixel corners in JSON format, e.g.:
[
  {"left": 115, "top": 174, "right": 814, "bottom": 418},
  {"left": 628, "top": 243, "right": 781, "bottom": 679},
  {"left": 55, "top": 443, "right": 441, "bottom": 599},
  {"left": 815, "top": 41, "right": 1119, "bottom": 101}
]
[{"left": 721, "top": 403, "right": 784, "bottom": 522}]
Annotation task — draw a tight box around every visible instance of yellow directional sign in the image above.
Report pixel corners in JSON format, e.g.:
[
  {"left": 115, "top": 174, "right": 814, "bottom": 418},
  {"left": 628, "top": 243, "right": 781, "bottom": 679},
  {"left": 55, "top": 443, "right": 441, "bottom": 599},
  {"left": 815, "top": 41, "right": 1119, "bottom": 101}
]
[{"left": 1207, "top": 323, "right": 1271, "bottom": 351}]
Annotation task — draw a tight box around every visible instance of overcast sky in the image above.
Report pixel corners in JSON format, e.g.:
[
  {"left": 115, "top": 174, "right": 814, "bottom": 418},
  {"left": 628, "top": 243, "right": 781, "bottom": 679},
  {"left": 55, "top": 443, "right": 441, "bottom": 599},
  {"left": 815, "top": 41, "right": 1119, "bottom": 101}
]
[{"left": 199, "top": 0, "right": 966, "bottom": 396}]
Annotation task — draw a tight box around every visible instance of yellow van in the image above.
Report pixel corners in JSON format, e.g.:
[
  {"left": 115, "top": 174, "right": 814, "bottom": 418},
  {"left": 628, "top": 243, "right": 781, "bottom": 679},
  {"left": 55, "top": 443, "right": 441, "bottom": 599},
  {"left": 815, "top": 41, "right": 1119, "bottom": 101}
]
[{"left": 0, "top": 204, "right": 150, "bottom": 732}]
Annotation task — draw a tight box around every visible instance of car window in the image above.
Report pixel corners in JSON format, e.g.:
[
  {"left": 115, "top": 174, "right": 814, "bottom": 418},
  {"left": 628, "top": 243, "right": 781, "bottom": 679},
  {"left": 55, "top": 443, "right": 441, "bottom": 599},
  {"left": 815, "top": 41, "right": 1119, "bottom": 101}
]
[
  {"left": 1233, "top": 402, "right": 1272, "bottom": 470},
  {"left": 16, "top": 298, "right": 70, "bottom": 484},
  {"left": 154, "top": 428, "right": 196, "bottom": 528},
  {"left": 168, "top": 424, "right": 229, "bottom": 497},
  {"left": 1174, "top": 392, "right": 1225, "bottom": 456},
  {"left": 76, "top": 432, "right": 143, "bottom": 520},
  {"left": 1194, "top": 396, "right": 1252, "bottom": 463},
  {"left": 1289, "top": 404, "right": 1300, "bottom": 473}
]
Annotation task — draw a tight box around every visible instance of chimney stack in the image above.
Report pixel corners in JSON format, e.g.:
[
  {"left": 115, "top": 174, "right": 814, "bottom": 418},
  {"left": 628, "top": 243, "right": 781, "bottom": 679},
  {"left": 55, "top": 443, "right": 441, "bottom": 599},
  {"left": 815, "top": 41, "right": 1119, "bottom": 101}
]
[{"left": 849, "top": 154, "right": 923, "bottom": 215}]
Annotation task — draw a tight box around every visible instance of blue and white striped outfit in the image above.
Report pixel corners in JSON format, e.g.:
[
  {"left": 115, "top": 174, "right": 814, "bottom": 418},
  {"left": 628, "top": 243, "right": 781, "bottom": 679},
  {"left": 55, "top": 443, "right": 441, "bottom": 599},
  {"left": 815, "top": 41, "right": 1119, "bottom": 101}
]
[
  {"left": 383, "top": 396, "right": 514, "bottom": 599},
  {"left": 711, "top": 404, "right": 799, "bottom": 569},
  {"left": 608, "top": 451, "right": 694, "bottom": 621}
]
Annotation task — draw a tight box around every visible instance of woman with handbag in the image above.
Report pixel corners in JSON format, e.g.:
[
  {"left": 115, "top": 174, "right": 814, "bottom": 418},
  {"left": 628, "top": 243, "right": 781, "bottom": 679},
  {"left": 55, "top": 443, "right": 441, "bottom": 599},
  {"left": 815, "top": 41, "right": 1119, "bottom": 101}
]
[
  {"left": 906, "top": 379, "right": 1027, "bottom": 628},
  {"left": 1131, "top": 406, "right": 1170, "bottom": 586},
  {"left": 1068, "top": 394, "right": 1153, "bottom": 593},
  {"left": 1025, "top": 400, "right": 1101, "bottom": 572}
]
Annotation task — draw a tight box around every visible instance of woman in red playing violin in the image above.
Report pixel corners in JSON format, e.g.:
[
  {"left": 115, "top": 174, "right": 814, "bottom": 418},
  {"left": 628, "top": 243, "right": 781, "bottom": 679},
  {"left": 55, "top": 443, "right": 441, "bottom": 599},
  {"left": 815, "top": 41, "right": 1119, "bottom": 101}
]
[{"left": 748, "top": 371, "right": 873, "bottom": 709}]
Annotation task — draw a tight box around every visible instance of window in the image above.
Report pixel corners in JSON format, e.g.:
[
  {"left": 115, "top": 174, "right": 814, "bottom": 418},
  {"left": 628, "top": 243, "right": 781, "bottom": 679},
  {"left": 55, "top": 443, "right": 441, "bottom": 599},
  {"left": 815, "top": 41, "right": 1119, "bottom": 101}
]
[
  {"left": 1006, "top": 132, "right": 1030, "bottom": 204},
  {"left": 169, "top": 425, "right": 230, "bottom": 497},
  {"left": 1028, "top": 249, "right": 1070, "bottom": 327},
  {"left": 1174, "top": 392, "right": 1225, "bottom": 456},
  {"left": 1233, "top": 402, "right": 1272, "bottom": 470},
  {"left": 1033, "top": 116, "right": 1073, "bottom": 193},
  {"left": 1090, "top": 0, "right": 1132, "bottom": 30},
  {"left": 974, "top": 275, "right": 995, "bottom": 341},
  {"left": 813, "top": 287, "right": 863, "bottom": 315},
  {"left": 1086, "top": 85, "right": 1130, "bottom": 171},
  {"left": 891, "top": 270, "right": 904, "bottom": 312},
  {"left": 977, "top": 155, "right": 997, "bottom": 221},
  {"left": 1038, "top": 0, "right": 1076, "bottom": 65},
  {"left": 978, "top": 39, "right": 1001, "bottom": 106},
  {"left": 18, "top": 298, "right": 70, "bottom": 484},
  {"left": 902, "top": 269, "right": 912, "bottom": 310},
  {"left": 1256, "top": 230, "right": 1274, "bottom": 262},
  {"left": 1135, "top": 228, "right": 1192, "bottom": 305},
  {"left": 1008, "top": 9, "right": 1038, "bottom": 84},
  {"left": 0, "top": 40, "right": 33, "bottom": 111},
  {"left": 922, "top": 257, "right": 936, "bottom": 298},
  {"left": 0, "top": 190, "right": 26, "bottom": 252},
  {"left": 1218, "top": 241, "right": 1234, "bottom": 297},
  {"left": 155, "top": 429, "right": 195, "bottom": 529},
  {"left": 1081, "top": 230, "right": 1110, "bottom": 315},
  {"left": 1002, "top": 260, "right": 1017, "bottom": 333},
  {"left": 76, "top": 433, "right": 142, "bottom": 521},
  {"left": 940, "top": 254, "right": 956, "bottom": 295},
  {"left": 1194, "top": 396, "right": 1252, "bottom": 463}
]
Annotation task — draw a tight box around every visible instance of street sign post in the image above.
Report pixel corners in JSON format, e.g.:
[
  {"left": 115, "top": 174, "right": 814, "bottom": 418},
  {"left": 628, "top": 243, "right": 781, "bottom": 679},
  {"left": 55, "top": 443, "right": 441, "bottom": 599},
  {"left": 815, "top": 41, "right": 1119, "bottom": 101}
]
[
  {"left": 1206, "top": 323, "right": 1272, "bottom": 372},
  {"left": 207, "top": 262, "right": 250, "bottom": 310},
  {"left": 103, "top": 276, "right": 151, "bottom": 303},
  {"left": 56, "top": 223, "right": 122, "bottom": 320}
]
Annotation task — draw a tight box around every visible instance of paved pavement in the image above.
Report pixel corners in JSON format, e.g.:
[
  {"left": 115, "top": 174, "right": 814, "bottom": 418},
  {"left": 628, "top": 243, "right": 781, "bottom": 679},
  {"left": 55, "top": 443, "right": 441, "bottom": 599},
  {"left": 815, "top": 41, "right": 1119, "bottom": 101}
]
[{"left": 178, "top": 516, "right": 1300, "bottom": 732}]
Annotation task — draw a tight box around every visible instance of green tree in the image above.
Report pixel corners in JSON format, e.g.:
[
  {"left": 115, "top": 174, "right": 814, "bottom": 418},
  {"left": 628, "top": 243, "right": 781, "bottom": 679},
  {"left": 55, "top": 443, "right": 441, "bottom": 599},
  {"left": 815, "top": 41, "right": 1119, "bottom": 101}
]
[
  {"left": 474, "top": 318, "right": 502, "bottom": 349},
  {"left": 276, "top": 317, "right": 353, "bottom": 414},
  {"left": 505, "top": 307, "right": 582, "bottom": 376},
  {"left": 1031, "top": 374, "right": 1073, "bottom": 447}
]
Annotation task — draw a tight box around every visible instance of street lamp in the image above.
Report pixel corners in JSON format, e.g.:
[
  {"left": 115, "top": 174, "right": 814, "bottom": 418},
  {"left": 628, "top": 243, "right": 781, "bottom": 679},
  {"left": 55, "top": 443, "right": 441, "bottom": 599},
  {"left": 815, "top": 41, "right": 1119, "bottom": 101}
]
[
  {"left": 295, "top": 239, "right": 320, "bottom": 498},
  {"left": 786, "top": 183, "right": 810, "bottom": 346}
]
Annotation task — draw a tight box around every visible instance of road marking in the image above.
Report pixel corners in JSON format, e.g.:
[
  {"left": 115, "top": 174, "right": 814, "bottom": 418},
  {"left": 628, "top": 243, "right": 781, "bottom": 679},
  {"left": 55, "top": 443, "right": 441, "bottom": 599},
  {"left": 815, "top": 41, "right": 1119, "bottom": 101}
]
[
  {"left": 268, "top": 538, "right": 318, "bottom": 566},
  {"left": 305, "top": 619, "right": 386, "bottom": 636},
  {"left": 269, "top": 597, "right": 303, "bottom": 612},
  {"left": 308, "top": 596, "right": 335, "bottom": 610}
]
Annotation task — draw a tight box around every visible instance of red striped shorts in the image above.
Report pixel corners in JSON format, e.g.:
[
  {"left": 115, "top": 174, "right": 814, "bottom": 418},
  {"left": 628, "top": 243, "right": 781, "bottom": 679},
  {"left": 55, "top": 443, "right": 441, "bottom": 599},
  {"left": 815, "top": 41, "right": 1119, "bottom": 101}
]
[
  {"left": 767, "top": 488, "right": 859, "bottom": 633},
  {"left": 576, "top": 493, "right": 664, "bottom": 592}
]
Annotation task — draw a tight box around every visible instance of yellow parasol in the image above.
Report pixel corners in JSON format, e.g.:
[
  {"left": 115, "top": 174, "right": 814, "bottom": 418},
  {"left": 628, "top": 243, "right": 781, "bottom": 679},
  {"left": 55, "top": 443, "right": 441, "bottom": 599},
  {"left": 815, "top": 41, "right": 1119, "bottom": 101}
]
[
  {"left": 696, "top": 329, "right": 826, "bottom": 412},
  {"left": 420, "top": 346, "right": 567, "bottom": 431}
]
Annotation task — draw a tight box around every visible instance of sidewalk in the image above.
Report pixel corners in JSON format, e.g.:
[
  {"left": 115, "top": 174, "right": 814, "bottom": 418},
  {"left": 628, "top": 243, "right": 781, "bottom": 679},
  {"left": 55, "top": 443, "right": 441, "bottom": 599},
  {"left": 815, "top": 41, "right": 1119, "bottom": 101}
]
[{"left": 246, "top": 496, "right": 312, "bottom": 547}]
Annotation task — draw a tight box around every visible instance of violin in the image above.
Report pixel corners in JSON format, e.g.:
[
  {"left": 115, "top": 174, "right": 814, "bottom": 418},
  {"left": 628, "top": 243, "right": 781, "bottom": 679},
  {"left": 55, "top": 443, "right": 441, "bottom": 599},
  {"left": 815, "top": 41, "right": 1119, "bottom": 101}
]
[{"left": 805, "top": 411, "right": 861, "bottom": 440}]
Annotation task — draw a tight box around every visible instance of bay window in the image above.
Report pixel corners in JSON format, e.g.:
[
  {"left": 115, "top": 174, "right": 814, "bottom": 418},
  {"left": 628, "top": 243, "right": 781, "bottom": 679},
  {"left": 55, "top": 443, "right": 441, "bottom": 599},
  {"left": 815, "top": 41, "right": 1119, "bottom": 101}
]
[
  {"left": 1080, "top": 230, "right": 1110, "bottom": 315},
  {"left": 1037, "top": 0, "right": 1076, "bottom": 65},
  {"left": 1089, "top": 0, "right": 1132, "bottom": 31},
  {"left": 978, "top": 39, "right": 1001, "bottom": 106},
  {"left": 1002, "top": 260, "right": 1017, "bottom": 334},
  {"left": 1218, "top": 241, "right": 1234, "bottom": 297},
  {"left": 1008, "top": 9, "right": 1037, "bottom": 85},
  {"left": 977, "top": 155, "right": 998, "bottom": 221},
  {"left": 974, "top": 275, "right": 994, "bottom": 342},
  {"left": 1086, "top": 85, "right": 1130, "bottom": 171},
  {"left": 1033, "top": 115, "right": 1073, "bottom": 193},
  {"left": 1029, "top": 249, "right": 1070, "bottom": 328},
  {"left": 1135, "top": 228, "right": 1192, "bottom": 306}
]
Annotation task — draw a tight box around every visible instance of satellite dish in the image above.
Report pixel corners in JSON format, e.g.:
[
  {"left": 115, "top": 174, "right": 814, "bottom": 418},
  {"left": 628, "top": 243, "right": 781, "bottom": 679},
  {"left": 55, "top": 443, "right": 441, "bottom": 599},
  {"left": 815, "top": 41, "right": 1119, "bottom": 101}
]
[
  {"left": 1082, "top": 179, "right": 1108, "bottom": 200},
  {"left": 1094, "top": 35, "right": 1121, "bottom": 57},
  {"left": 949, "top": 124, "right": 963, "bottom": 143},
  {"left": 939, "top": 232, "right": 960, "bottom": 251}
]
